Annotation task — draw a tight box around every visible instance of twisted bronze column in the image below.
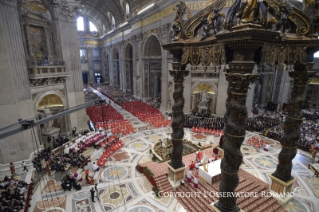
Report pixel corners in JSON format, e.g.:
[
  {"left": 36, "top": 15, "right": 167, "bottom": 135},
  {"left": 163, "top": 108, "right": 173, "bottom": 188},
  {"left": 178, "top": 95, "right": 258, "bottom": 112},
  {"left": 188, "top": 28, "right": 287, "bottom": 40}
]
[
  {"left": 216, "top": 73, "right": 259, "bottom": 212},
  {"left": 273, "top": 62, "right": 316, "bottom": 182},
  {"left": 169, "top": 66, "right": 189, "bottom": 169}
]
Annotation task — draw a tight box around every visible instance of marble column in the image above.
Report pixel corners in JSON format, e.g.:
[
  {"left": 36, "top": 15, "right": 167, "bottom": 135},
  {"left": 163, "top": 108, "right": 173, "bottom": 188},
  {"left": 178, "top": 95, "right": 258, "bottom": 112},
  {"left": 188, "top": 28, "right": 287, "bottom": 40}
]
[
  {"left": 54, "top": 10, "right": 86, "bottom": 130},
  {"left": 0, "top": 0, "right": 35, "bottom": 163},
  {"left": 87, "top": 48, "right": 94, "bottom": 83}
]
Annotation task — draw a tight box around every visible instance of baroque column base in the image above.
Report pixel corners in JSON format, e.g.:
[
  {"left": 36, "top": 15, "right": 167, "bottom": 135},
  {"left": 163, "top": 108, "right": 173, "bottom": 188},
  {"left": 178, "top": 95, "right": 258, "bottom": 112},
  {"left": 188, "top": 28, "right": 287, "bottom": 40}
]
[
  {"left": 211, "top": 202, "right": 244, "bottom": 212},
  {"left": 166, "top": 163, "right": 186, "bottom": 190},
  {"left": 269, "top": 174, "right": 295, "bottom": 206}
]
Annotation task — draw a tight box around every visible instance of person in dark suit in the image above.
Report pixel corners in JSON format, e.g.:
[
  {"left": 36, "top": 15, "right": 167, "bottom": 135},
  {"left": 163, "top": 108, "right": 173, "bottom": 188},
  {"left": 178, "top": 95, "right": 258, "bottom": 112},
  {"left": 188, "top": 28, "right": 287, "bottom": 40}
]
[{"left": 90, "top": 187, "right": 95, "bottom": 202}]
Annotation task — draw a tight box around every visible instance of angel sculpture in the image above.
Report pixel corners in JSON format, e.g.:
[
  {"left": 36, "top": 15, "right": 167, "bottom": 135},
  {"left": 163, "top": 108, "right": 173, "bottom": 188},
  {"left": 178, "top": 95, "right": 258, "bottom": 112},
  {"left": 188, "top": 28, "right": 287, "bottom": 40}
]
[
  {"left": 275, "top": 4, "right": 293, "bottom": 36},
  {"left": 201, "top": 8, "right": 225, "bottom": 40},
  {"left": 172, "top": 1, "right": 192, "bottom": 41},
  {"left": 197, "top": 90, "right": 213, "bottom": 112}
]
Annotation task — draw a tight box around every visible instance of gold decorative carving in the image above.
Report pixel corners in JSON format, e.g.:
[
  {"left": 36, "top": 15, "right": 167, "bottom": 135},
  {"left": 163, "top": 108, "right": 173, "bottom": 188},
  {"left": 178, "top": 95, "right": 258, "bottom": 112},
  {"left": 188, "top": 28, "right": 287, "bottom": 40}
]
[
  {"left": 38, "top": 94, "right": 63, "bottom": 109},
  {"left": 194, "top": 83, "right": 215, "bottom": 94}
]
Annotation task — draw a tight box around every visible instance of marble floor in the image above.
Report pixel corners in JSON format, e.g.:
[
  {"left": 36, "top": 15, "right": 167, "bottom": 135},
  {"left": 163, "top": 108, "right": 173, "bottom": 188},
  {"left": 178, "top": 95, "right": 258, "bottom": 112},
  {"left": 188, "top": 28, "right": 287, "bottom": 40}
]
[{"left": 23, "top": 88, "right": 319, "bottom": 212}]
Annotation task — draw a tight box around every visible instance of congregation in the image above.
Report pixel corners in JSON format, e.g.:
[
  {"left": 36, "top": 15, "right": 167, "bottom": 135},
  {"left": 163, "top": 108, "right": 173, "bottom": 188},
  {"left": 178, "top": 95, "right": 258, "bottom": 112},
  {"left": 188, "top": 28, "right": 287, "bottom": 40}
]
[
  {"left": 0, "top": 178, "right": 29, "bottom": 212},
  {"left": 84, "top": 85, "right": 101, "bottom": 102}
]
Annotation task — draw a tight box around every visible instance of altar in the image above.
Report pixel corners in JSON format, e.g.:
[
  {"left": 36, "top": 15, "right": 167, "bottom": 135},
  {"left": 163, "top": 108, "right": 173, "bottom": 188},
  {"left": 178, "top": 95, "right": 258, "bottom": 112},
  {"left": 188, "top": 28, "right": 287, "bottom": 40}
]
[{"left": 198, "top": 159, "right": 222, "bottom": 185}]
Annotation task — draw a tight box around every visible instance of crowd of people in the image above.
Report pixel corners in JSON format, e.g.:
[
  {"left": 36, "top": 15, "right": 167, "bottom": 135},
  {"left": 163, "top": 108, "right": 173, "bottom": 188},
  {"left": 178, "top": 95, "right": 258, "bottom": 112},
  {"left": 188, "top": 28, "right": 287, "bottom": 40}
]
[
  {"left": 84, "top": 85, "right": 101, "bottom": 102},
  {"left": 303, "top": 109, "right": 319, "bottom": 120},
  {"left": 32, "top": 148, "right": 88, "bottom": 173},
  {"left": 183, "top": 115, "right": 224, "bottom": 130},
  {"left": 61, "top": 173, "right": 82, "bottom": 191},
  {"left": 298, "top": 120, "right": 319, "bottom": 150},
  {"left": 46, "top": 135, "right": 70, "bottom": 150},
  {"left": 90, "top": 83, "right": 134, "bottom": 105},
  {"left": 245, "top": 116, "right": 282, "bottom": 132},
  {"left": 0, "top": 178, "right": 28, "bottom": 212}
]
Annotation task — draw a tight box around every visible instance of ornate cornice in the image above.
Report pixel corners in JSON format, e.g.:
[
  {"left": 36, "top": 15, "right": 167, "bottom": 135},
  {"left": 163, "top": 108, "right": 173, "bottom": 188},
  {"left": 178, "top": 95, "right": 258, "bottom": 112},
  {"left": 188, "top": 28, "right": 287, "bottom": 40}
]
[{"left": 53, "top": 0, "right": 80, "bottom": 21}]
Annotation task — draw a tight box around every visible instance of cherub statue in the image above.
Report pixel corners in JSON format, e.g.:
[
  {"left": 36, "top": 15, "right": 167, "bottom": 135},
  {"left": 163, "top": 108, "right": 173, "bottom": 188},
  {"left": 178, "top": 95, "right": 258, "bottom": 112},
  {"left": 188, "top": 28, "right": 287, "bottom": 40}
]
[
  {"left": 275, "top": 4, "right": 292, "bottom": 36},
  {"left": 201, "top": 8, "right": 225, "bottom": 40}
]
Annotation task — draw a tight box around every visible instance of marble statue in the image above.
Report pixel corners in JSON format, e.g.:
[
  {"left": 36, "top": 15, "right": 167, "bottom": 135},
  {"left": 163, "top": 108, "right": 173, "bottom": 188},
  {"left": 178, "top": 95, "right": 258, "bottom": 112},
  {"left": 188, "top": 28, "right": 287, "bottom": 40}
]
[
  {"left": 38, "top": 105, "right": 54, "bottom": 133},
  {"left": 197, "top": 90, "right": 213, "bottom": 111}
]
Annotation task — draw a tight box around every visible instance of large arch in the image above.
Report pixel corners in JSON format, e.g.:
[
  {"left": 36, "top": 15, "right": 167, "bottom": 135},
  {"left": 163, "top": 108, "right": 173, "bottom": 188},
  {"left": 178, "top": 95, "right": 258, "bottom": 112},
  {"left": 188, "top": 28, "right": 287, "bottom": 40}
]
[
  {"left": 124, "top": 43, "right": 133, "bottom": 93},
  {"left": 142, "top": 34, "right": 162, "bottom": 99},
  {"left": 34, "top": 90, "right": 69, "bottom": 135}
]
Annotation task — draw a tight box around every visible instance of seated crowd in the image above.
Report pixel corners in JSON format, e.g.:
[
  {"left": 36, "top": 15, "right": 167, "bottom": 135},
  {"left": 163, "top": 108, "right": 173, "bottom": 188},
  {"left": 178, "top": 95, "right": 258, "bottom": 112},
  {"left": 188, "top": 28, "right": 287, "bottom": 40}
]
[
  {"left": 0, "top": 177, "right": 28, "bottom": 212},
  {"left": 84, "top": 85, "right": 101, "bottom": 102},
  {"left": 184, "top": 115, "right": 224, "bottom": 130},
  {"left": 32, "top": 148, "right": 88, "bottom": 173},
  {"left": 90, "top": 83, "right": 134, "bottom": 105},
  {"left": 245, "top": 116, "right": 282, "bottom": 133}
]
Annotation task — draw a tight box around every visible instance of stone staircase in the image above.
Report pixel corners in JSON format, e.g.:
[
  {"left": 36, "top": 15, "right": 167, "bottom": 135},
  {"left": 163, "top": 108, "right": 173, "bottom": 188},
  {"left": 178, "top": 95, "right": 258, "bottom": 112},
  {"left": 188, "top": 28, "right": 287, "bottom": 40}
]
[{"left": 154, "top": 169, "right": 286, "bottom": 212}]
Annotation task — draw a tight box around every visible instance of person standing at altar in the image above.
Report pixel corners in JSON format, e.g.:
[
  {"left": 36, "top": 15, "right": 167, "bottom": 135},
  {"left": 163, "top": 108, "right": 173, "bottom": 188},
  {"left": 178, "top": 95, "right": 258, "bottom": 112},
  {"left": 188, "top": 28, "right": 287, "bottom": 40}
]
[
  {"left": 187, "top": 169, "right": 192, "bottom": 183},
  {"left": 10, "top": 162, "right": 15, "bottom": 177},
  {"left": 194, "top": 174, "right": 199, "bottom": 188}
]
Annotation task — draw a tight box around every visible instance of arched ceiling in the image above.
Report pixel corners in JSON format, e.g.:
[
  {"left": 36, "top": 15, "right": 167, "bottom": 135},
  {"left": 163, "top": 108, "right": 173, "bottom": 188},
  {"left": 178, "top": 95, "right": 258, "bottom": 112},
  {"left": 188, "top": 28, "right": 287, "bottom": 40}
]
[
  {"left": 78, "top": 4, "right": 111, "bottom": 31},
  {"left": 80, "top": 0, "right": 125, "bottom": 26}
]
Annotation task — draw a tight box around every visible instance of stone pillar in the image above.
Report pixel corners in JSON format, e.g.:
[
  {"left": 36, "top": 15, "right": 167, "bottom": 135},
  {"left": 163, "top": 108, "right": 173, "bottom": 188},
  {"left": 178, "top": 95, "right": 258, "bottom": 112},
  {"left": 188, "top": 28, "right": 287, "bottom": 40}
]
[
  {"left": 169, "top": 67, "right": 189, "bottom": 168},
  {"left": 0, "top": 0, "right": 35, "bottom": 163},
  {"left": 87, "top": 48, "right": 94, "bottom": 83},
  {"left": 270, "top": 62, "right": 316, "bottom": 205},
  {"left": 53, "top": 3, "right": 86, "bottom": 130}
]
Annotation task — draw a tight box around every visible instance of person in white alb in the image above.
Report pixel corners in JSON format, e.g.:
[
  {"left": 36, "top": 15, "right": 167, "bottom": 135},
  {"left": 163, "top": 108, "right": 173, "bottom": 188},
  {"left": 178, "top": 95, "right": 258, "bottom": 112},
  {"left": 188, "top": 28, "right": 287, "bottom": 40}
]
[
  {"left": 22, "top": 161, "right": 28, "bottom": 172},
  {"left": 264, "top": 144, "right": 270, "bottom": 151},
  {"left": 187, "top": 169, "right": 192, "bottom": 183},
  {"left": 92, "top": 162, "right": 99, "bottom": 173}
]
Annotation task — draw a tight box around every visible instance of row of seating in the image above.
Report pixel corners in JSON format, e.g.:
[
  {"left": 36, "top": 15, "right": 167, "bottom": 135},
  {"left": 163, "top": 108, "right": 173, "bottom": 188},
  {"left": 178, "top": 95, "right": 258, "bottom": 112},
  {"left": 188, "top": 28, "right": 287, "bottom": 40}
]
[
  {"left": 191, "top": 127, "right": 224, "bottom": 136},
  {"left": 97, "top": 139, "right": 125, "bottom": 167},
  {"left": 86, "top": 105, "right": 124, "bottom": 123}
]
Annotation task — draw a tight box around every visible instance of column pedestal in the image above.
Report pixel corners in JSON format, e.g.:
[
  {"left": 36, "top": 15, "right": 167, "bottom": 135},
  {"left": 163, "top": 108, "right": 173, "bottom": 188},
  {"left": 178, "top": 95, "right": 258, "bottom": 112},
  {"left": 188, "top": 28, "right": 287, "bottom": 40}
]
[
  {"left": 269, "top": 174, "right": 295, "bottom": 205},
  {"left": 167, "top": 163, "right": 186, "bottom": 190},
  {"left": 211, "top": 202, "right": 245, "bottom": 212}
]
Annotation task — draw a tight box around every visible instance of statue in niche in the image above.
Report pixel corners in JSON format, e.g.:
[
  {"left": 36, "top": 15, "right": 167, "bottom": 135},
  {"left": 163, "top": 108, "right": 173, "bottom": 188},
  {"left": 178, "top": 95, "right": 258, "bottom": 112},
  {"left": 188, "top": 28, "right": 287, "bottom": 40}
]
[
  {"left": 236, "top": 0, "right": 259, "bottom": 24},
  {"left": 197, "top": 90, "right": 213, "bottom": 112},
  {"left": 38, "top": 105, "right": 54, "bottom": 133}
]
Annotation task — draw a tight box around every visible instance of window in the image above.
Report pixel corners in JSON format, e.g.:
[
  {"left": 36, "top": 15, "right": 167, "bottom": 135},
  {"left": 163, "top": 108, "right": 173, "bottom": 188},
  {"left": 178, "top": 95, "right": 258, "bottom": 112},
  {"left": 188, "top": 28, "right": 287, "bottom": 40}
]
[
  {"left": 77, "top": 17, "right": 84, "bottom": 31},
  {"left": 80, "top": 49, "right": 86, "bottom": 57},
  {"left": 112, "top": 16, "right": 115, "bottom": 28},
  {"left": 126, "top": 3, "right": 130, "bottom": 18},
  {"left": 89, "top": 21, "right": 97, "bottom": 32},
  {"left": 315, "top": 51, "right": 319, "bottom": 58},
  {"left": 93, "top": 49, "right": 99, "bottom": 58}
]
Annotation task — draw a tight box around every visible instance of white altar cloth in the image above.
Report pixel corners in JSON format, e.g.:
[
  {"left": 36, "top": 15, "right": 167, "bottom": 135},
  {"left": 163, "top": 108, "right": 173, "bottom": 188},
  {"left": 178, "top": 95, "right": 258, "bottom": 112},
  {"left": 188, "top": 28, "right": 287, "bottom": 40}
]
[{"left": 198, "top": 159, "right": 221, "bottom": 185}]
